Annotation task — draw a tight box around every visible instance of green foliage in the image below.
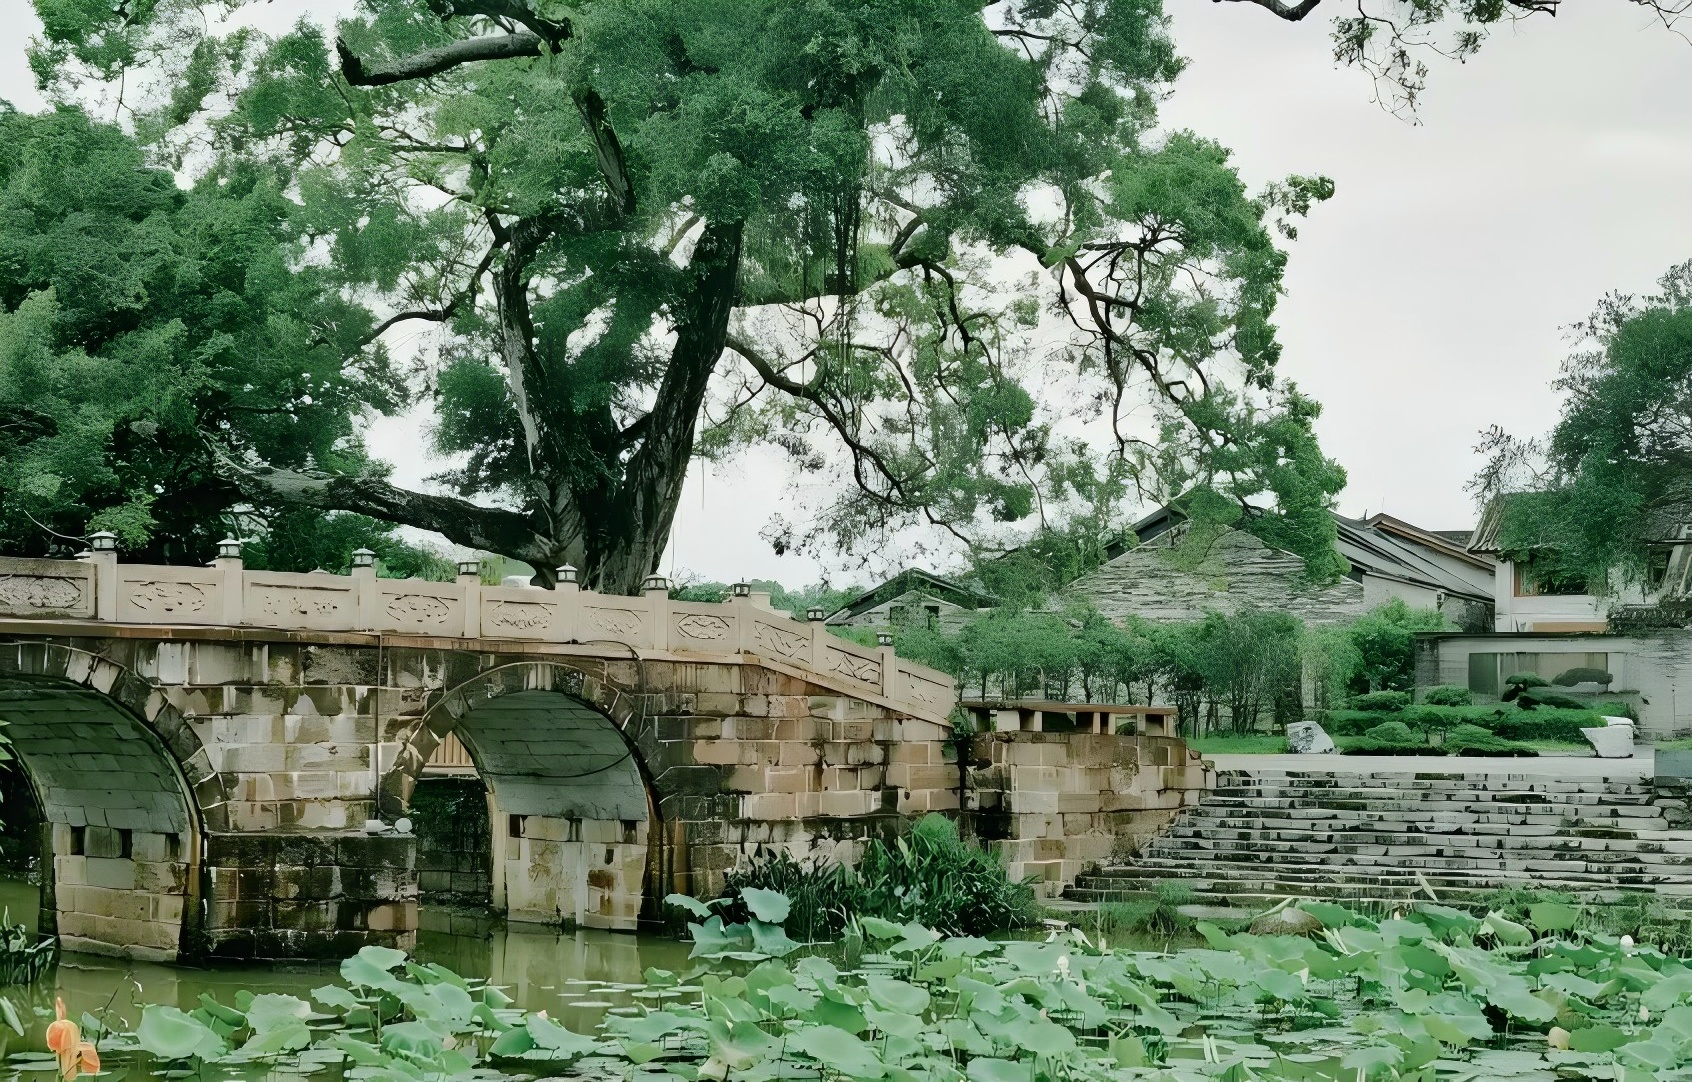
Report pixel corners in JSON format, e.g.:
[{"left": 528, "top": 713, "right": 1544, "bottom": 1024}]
[
  {"left": 722, "top": 816, "right": 1037, "bottom": 939},
  {"left": 1349, "top": 690, "right": 1412, "bottom": 712},
  {"left": 1517, "top": 689, "right": 1592, "bottom": 711},
  {"left": 0, "top": 105, "right": 418, "bottom": 568},
  {"left": 1506, "top": 672, "right": 1550, "bottom": 689},
  {"left": 1090, "top": 881, "right": 1198, "bottom": 940},
  {"left": 1442, "top": 724, "right": 1537, "bottom": 757},
  {"left": 1476, "top": 262, "right": 1692, "bottom": 596},
  {"left": 1422, "top": 685, "right": 1473, "bottom": 706},
  {"left": 1344, "top": 599, "right": 1449, "bottom": 693},
  {"left": 23, "top": 0, "right": 1339, "bottom": 593},
  {"left": 1341, "top": 720, "right": 1443, "bottom": 755},
  {"left": 1327, "top": 703, "right": 1600, "bottom": 744},
  {"left": 90, "top": 890, "right": 1692, "bottom": 1082}
]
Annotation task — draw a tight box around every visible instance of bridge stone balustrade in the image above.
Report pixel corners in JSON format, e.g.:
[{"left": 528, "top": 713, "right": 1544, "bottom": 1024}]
[{"left": 0, "top": 544, "right": 1206, "bottom": 961}]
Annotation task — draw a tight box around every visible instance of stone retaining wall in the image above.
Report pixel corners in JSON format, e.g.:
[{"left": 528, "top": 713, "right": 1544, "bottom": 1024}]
[{"left": 968, "top": 732, "right": 1213, "bottom": 896}]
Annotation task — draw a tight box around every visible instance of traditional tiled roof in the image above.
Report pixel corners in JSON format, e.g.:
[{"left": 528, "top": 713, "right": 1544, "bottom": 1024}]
[{"left": 824, "top": 568, "right": 995, "bottom": 624}]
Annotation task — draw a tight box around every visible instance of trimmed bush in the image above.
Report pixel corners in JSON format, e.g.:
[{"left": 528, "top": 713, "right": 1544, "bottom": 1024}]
[
  {"left": 1552, "top": 666, "right": 1613, "bottom": 687},
  {"left": 1349, "top": 690, "right": 1413, "bottom": 712},
  {"left": 1487, "top": 708, "right": 1600, "bottom": 744},
  {"left": 1518, "top": 691, "right": 1590, "bottom": 711},
  {"left": 1342, "top": 720, "right": 1445, "bottom": 755},
  {"left": 1443, "top": 724, "right": 1538, "bottom": 757},
  {"left": 1595, "top": 701, "right": 1640, "bottom": 722},
  {"left": 1422, "top": 685, "right": 1473, "bottom": 707},
  {"left": 1505, "top": 672, "right": 1550, "bottom": 688}
]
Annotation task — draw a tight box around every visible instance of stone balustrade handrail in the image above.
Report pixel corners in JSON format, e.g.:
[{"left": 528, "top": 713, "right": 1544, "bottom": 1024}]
[{"left": 0, "top": 545, "right": 957, "bottom": 724}]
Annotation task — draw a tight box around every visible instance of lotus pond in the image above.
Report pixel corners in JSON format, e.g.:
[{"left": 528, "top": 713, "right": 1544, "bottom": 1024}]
[{"left": 2, "top": 885, "right": 1691, "bottom": 1082}]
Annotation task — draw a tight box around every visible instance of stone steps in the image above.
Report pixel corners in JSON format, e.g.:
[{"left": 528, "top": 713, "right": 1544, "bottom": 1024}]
[{"left": 1071, "top": 766, "right": 1692, "bottom": 914}]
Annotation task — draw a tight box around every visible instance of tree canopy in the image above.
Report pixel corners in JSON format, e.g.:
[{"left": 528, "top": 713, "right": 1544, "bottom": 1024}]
[
  {"left": 17, "top": 0, "right": 1349, "bottom": 593},
  {"left": 0, "top": 102, "right": 448, "bottom": 574},
  {"left": 1473, "top": 261, "right": 1692, "bottom": 595}
]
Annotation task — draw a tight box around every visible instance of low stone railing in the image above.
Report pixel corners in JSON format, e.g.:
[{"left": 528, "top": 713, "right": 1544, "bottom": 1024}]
[{"left": 0, "top": 535, "right": 956, "bottom": 723}]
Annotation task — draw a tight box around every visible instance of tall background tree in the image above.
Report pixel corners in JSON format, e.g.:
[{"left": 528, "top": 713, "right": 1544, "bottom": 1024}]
[
  {"left": 1473, "top": 261, "right": 1692, "bottom": 595},
  {"left": 20, "top": 0, "right": 1344, "bottom": 593}
]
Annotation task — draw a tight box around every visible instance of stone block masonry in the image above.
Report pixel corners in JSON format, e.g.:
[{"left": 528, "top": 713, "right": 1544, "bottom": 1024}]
[
  {"left": 0, "top": 555, "right": 1214, "bottom": 958},
  {"left": 967, "top": 731, "right": 1213, "bottom": 897}
]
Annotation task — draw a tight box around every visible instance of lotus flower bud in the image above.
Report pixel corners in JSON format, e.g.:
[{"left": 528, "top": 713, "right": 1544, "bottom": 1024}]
[{"left": 1548, "top": 1027, "right": 1570, "bottom": 1050}]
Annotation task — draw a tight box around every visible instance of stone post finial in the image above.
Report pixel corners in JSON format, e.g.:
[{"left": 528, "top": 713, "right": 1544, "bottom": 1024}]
[
  {"left": 807, "top": 606, "right": 826, "bottom": 622},
  {"left": 89, "top": 531, "right": 118, "bottom": 553},
  {"left": 643, "top": 574, "right": 670, "bottom": 595},
  {"left": 351, "top": 548, "right": 377, "bottom": 569},
  {"left": 217, "top": 538, "right": 243, "bottom": 561},
  {"left": 456, "top": 559, "right": 482, "bottom": 580}
]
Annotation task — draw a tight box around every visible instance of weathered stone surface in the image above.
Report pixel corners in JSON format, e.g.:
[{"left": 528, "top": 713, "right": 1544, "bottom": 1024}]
[{"left": 1286, "top": 721, "right": 1336, "bottom": 755}]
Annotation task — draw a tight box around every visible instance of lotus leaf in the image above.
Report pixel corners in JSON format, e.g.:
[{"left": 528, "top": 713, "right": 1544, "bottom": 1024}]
[
  {"left": 136, "top": 1005, "right": 227, "bottom": 1062},
  {"left": 964, "top": 1057, "right": 1027, "bottom": 1082},
  {"left": 865, "top": 976, "right": 930, "bottom": 1015},
  {"left": 790, "top": 1025, "right": 885, "bottom": 1079}
]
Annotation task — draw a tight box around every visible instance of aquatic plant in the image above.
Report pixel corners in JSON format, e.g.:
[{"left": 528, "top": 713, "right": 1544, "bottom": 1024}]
[
  {"left": 31, "top": 889, "right": 1692, "bottom": 1082},
  {"left": 720, "top": 815, "right": 1039, "bottom": 938}
]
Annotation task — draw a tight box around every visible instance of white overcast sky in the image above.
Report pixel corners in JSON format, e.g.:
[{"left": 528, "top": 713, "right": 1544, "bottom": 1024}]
[{"left": 3, "top": 1, "right": 1690, "bottom": 586}]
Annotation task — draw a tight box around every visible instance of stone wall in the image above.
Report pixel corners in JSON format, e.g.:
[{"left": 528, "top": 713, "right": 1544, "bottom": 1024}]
[
  {"left": 51, "top": 822, "right": 190, "bottom": 960},
  {"left": 968, "top": 732, "right": 1212, "bottom": 896},
  {"left": 1069, "top": 530, "right": 1367, "bottom": 626}
]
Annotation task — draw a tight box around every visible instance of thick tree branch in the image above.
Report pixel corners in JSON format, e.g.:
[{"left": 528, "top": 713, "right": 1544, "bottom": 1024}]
[
  {"left": 214, "top": 451, "right": 553, "bottom": 563},
  {"left": 336, "top": 33, "right": 550, "bottom": 86},
  {"left": 1211, "top": 0, "right": 1322, "bottom": 20}
]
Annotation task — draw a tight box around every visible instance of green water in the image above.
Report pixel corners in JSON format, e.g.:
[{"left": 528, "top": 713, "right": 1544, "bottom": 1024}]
[{"left": 0, "top": 877, "right": 694, "bottom": 1075}]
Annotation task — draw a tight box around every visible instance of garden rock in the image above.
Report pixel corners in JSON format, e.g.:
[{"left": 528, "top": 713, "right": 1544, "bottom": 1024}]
[
  {"left": 1250, "top": 908, "right": 1324, "bottom": 937},
  {"left": 1286, "top": 721, "right": 1336, "bottom": 755},
  {"left": 1582, "top": 716, "right": 1635, "bottom": 758}
]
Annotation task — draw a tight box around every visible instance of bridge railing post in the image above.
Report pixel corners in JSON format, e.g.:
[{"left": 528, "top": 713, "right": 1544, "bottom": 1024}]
[
  {"left": 807, "top": 606, "right": 828, "bottom": 672},
  {"left": 555, "top": 565, "right": 580, "bottom": 641},
  {"left": 351, "top": 548, "right": 378, "bottom": 630},
  {"left": 214, "top": 538, "right": 244, "bottom": 626},
  {"left": 644, "top": 575, "right": 670, "bottom": 651},
  {"left": 730, "top": 582, "right": 752, "bottom": 654},
  {"left": 87, "top": 531, "right": 119, "bottom": 622},
  {"left": 458, "top": 560, "right": 482, "bottom": 638},
  {"left": 877, "top": 631, "right": 899, "bottom": 701}
]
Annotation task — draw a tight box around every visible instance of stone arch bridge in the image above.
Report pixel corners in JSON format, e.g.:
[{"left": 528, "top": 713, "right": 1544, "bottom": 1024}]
[{"left": 0, "top": 544, "right": 1207, "bottom": 961}]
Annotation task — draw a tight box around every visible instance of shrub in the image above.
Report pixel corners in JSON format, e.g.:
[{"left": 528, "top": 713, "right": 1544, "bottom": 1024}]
[
  {"left": 1594, "top": 701, "right": 1640, "bottom": 722},
  {"left": 723, "top": 814, "right": 1038, "bottom": 938},
  {"left": 1342, "top": 720, "right": 1445, "bottom": 755},
  {"left": 1488, "top": 708, "right": 1601, "bottom": 743},
  {"left": 1505, "top": 672, "right": 1550, "bottom": 688},
  {"left": 1422, "top": 685, "right": 1473, "bottom": 706},
  {"left": 1349, "top": 690, "right": 1412, "bottom": 712},
  {"left": 1518, "top": 691, "right": 1591, "bottom": 711},
  {"left": 1443, "top": 724, "right": 1538, "bottom": 757},
  {"left": 1552, "top": 666, "right": 1613, "bottom": 687}
]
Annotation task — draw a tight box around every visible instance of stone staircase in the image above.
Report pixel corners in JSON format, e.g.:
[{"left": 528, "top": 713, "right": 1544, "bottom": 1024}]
[{"left": 1068, "top": 768, "right": 1692, "bottom": 912}]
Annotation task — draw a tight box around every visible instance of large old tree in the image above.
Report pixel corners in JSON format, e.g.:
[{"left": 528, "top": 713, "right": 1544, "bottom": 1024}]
[{"left": 25, "top": 0, "right": 1345, "bottom": 593}]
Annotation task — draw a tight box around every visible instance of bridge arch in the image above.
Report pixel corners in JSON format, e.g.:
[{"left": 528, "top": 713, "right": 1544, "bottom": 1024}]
[
  {"left": 0, "top": 643, "right": 226, "bottom": 960},
  {"left": 382, "top": 661, "right": 659, "bottom": 930}
]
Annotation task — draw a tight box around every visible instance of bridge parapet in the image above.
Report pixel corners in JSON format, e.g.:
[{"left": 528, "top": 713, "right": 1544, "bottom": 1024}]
[{"left": 0, "top": 539, "right": 955, "bottom": 724}]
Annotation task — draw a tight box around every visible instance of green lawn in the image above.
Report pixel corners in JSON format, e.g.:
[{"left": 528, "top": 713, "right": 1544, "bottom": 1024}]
[{"left": 1188, "top": 734, "right": 1288, "bottom": 755}]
